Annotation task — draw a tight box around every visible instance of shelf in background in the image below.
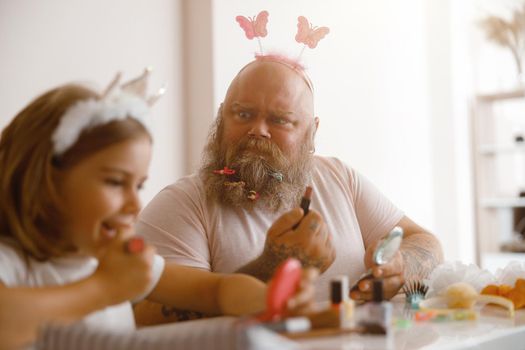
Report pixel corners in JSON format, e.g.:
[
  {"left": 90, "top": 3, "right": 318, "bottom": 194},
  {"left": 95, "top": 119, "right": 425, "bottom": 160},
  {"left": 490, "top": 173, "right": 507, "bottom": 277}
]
[
  {"left": 477, "top": 89, "right": 525, "bottom": 103},
  {"left": 479, "top": 144, "right": 525, "bottom": 155},
  {"left": 480, "top": 197, "right": 525, "bottom": 208}
]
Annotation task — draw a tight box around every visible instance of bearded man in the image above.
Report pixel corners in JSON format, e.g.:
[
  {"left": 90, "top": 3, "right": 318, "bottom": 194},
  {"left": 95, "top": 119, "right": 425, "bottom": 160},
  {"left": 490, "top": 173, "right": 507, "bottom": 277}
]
[{"left": 136, "top": 56, "right": 443, "bottom": 315}]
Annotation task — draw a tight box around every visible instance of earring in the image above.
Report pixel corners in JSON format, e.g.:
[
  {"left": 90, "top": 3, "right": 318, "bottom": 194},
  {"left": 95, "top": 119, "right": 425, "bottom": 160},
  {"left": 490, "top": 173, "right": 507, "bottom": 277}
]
[{"left": 309, "top": 146, "right": 315, "bottom": 154}]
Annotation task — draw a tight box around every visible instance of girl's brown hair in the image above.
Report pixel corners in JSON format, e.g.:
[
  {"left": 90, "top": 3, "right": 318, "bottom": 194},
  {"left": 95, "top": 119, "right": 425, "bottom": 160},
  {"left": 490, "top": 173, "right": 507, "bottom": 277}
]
[{"left": 0, "top": 84, "right": 151, "bottom": 261}]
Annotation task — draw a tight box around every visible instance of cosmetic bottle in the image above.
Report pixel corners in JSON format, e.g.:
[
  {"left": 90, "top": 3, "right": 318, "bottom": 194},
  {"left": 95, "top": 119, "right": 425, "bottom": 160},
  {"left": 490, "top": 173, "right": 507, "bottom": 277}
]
[
  {"left": 330, "top": 275, "right": 354, "bottom": 329},
  {"left": 358, "top": 279, "right": 392, "bottom": 335},
  {"left": 261, "top": 317, "right": 311, "bottom": 333}
]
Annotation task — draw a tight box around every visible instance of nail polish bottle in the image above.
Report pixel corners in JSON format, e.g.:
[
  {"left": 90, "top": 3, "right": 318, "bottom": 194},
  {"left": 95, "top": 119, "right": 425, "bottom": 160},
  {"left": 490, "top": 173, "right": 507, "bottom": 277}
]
[
  {"left": 358, "top": 279, "right": 392, "bottom": 335},
  {"left": 330, "top": 275, "right": 354, "bottom": 329}
]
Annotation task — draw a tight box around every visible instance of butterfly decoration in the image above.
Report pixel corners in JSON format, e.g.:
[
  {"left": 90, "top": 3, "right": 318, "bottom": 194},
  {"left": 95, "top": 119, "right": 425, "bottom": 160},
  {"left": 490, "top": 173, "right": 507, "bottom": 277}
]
[
  {"left": 236, "top": 11, "right": 269, "bottom": 40},
  {"left": 295, "top": 16, "right": 330, "bottom": 49}
]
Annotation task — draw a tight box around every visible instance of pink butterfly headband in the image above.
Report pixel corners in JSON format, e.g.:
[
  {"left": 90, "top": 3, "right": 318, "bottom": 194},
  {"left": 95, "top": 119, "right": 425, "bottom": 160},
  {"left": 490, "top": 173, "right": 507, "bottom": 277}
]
[
  {"left": 235, "top": 11, "right": 329, "bottom": 93},
  {"left": 235, "top": 11, "right": 329, "bottom": 58},
  {"left": 249, "top": 54, "right": 314, "bottom": 93}
]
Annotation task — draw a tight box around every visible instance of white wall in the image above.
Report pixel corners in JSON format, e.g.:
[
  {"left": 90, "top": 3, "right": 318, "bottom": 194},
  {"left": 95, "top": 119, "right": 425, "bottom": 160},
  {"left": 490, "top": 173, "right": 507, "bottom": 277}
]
[
  {"left": 0, "top": 0, "right": 184, "bottom": 205},
  {"left": 182, "top": 0, "right": 215, "bottom": 172},
  {"left": 212, "top": 0, "right": 433, "bottom": 219},
  {"left": 1, "top": 0, "right": 485, "bottom": 263}
]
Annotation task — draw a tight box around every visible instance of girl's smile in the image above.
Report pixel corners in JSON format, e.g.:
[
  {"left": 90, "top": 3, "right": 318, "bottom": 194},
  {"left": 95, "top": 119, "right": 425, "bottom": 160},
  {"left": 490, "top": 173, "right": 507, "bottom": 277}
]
[{"left": 56, "top": 135, "right": 152, "bottom": 254}]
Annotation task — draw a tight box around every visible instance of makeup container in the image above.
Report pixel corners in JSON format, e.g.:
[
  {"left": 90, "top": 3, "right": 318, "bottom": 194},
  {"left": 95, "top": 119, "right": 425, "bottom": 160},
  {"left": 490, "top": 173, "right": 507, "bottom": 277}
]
[
  {"left": 330, "top": 275, "right": 354, "bottom": 329},
  {"left": 261, "top": 317, "right": 311, "bottom": 333},
  {"left": 357, "top": 279, "right": 392, "bottom": 335},
  {"left": 292, "top": 186, "right": 312, "bottom": 229},
  {"left": 299, "top": 186, "right": 312, "bottom": 215}
]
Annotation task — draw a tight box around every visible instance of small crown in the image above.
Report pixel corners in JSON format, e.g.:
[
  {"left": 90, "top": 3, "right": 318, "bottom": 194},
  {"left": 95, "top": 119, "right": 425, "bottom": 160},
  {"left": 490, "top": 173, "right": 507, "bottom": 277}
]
[
  {"left": 52, "top": 68, "right": 166, "bottom": 156},
  {"left": 102, "top": 67, "right": 166, "bottom": 106}
]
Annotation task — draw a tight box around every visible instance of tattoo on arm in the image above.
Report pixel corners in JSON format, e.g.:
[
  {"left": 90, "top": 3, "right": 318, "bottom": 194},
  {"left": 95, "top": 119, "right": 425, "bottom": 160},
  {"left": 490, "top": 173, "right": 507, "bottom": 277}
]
[
  {"left": 400, "top": 233, "right": 444, "bottom": 282},
  {"left": 160, "top": 305, "right": 205, "bottom": 321},
  {"left": 236, "top": 242, "right": 325, "bottom": 282}
]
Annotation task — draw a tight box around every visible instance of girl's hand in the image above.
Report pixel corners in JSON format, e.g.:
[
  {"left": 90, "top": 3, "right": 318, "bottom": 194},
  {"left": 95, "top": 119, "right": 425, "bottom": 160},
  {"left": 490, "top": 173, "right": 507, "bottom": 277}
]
[
  {"left": 284, "top": 267, "right": 319, "bottom": 316},
  {"left": 93, "top": 230, "right": 155, "bottom": 306}
]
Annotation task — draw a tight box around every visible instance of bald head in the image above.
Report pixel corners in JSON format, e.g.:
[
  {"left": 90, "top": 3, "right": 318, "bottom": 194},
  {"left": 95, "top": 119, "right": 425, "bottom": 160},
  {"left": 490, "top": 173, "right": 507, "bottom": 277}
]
[{"left": 225, "top": 60, "right": 314, "bottom": 119}]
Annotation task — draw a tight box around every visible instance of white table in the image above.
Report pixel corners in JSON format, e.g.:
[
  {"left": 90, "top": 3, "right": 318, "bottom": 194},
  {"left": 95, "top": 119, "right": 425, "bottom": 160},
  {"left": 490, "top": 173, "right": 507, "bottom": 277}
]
[
  {"left": 296, "top": 303, "right": 525, "bottom": 350},
  {"left": 136, "top": 302, "right": 525, "bottom": 350}
]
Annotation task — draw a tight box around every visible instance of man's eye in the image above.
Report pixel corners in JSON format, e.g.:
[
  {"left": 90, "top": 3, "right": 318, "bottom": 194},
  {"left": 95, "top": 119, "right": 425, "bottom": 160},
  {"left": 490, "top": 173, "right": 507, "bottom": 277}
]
[
  {"left": 238, "top": 111, "right": 251, "bottom": 120},
  {"left": 272, "top": 117, "right": 289, "bottom": 125}
]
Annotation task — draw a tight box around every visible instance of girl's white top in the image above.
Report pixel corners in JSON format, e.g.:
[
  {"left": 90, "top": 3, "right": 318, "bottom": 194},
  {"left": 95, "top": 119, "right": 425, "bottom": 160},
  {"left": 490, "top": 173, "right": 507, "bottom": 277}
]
[{"left": 0, "top": 239, "right": 164, "bottom": 332}]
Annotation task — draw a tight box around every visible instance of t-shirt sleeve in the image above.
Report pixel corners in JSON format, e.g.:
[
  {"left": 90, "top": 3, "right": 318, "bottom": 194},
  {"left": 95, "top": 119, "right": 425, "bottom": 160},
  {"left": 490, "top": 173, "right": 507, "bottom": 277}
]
[
  {"left": 0, "top": 241, "right": 25, "bottom": 286},
  {"left": 136, "top": 179, "right": 211, "bottom": 270},
  {"left": 346, "top": 166, "right": 405, "bottom": 249},
  {"left": 132, "top": 254, "right": 165, "bottom": 302}
]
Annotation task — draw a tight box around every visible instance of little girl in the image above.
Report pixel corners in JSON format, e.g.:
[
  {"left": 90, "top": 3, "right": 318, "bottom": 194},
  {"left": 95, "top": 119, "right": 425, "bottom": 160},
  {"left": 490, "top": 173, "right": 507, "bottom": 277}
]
[{"left": 0, "top": 70, "right": 316, "bottom": 349}]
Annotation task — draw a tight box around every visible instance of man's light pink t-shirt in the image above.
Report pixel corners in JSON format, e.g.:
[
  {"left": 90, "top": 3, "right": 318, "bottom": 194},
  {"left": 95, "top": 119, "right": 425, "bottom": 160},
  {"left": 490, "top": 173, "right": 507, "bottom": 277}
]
[{"left": 137, "top": 156, "right": 403, "bottom": 300}]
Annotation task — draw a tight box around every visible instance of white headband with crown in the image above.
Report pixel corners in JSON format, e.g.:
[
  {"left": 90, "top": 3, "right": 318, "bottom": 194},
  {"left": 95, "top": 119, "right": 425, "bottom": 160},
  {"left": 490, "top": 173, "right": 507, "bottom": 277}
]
[{"left": 52, "top": 68, "right": 166, "bottom": 156}]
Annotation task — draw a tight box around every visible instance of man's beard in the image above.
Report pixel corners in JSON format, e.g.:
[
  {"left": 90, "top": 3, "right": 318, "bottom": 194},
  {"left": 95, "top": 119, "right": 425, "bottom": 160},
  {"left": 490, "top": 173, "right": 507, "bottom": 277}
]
[{"left": 200, "top": 117, "right": 314, "bottom": 212}]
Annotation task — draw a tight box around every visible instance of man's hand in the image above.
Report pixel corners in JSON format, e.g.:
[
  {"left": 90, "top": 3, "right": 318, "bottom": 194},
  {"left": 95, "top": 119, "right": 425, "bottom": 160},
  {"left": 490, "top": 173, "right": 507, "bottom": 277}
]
[
  {"left": 236, "top": 208, "right": 336, "bottom": 281},
  {"left": 263, "top": 208, "right": 336, "bottom": 272},
  {"left": 350, "top": 238, "right": 405, "bottom": 301},
  {"left": 351, "top": 217, "right": 444, "bottom": 301}
]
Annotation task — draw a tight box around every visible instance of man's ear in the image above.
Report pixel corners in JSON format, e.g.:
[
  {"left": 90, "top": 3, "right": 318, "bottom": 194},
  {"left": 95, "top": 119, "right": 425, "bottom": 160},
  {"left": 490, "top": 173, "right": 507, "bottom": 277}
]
[{"left": 314, "top": 117, "right": 320, "bottom": 134}]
